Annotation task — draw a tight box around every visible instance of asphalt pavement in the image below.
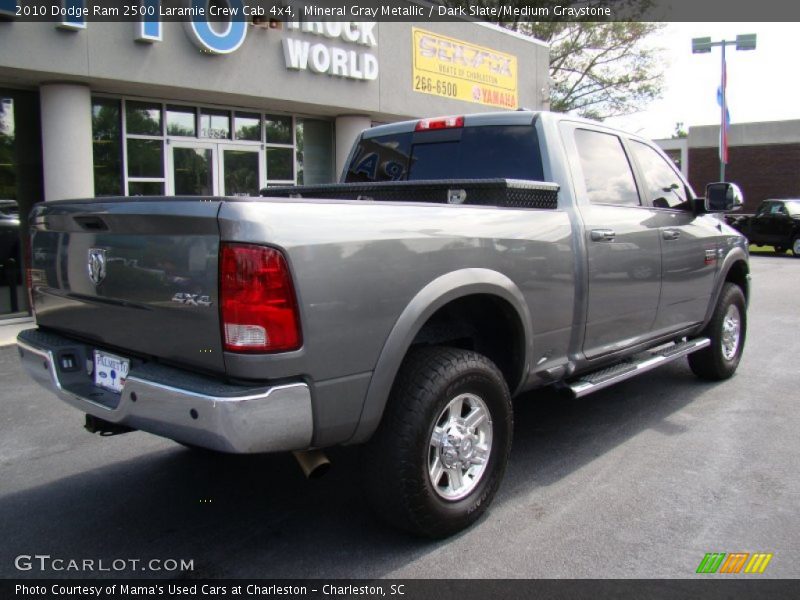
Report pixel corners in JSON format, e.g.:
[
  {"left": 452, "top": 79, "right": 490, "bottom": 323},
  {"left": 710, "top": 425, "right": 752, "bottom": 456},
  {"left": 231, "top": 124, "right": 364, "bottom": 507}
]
[{"left": 1, "top": 255, "right": 798, "bottom": 579}]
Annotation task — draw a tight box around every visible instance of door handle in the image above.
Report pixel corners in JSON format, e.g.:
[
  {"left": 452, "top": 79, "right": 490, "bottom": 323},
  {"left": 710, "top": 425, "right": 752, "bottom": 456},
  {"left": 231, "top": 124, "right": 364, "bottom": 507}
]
[
  {"left": 590, "top": 229, "right": 616, "bottom": 242},
  {"left": 662, "top": 229, "right": 681, "bottom": 241}
]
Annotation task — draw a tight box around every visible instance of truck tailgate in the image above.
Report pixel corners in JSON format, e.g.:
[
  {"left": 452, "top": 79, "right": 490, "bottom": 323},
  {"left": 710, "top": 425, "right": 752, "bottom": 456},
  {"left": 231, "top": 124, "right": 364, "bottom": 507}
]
[{"left": 28, "top": 198, "right": 225, "bottom": 374}]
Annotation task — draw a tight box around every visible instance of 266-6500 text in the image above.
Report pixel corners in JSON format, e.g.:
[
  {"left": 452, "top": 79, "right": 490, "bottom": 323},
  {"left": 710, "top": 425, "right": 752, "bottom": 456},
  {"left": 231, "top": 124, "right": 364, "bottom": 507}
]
[{"left": 415, "top": 76, "right": 458, "bottom": 98}]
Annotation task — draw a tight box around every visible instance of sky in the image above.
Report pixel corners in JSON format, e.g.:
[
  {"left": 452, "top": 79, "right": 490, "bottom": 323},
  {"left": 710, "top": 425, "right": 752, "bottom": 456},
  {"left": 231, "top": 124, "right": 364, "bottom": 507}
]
[{"left": 604, "top": 22, "right": 800, "bottom": 140}]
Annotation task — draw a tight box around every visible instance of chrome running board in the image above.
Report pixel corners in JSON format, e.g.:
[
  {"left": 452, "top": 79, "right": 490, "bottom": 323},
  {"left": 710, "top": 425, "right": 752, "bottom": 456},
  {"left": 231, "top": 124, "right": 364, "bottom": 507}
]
[{"left": 567, "top": 337, "right": 711, "bottom": 398}]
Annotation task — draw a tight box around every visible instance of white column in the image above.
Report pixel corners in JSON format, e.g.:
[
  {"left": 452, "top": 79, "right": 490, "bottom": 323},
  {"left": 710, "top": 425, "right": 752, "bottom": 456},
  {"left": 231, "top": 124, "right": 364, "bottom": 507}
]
[
  {"left": 40, "top": 83, "right": 94, "bottom": 201},
  {"left": 335, "top": 115, "right": 372, "bottom": 180}
]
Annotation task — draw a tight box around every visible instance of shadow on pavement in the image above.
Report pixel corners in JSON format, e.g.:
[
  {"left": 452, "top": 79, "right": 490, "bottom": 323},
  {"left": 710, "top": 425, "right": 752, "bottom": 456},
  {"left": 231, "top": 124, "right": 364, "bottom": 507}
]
[{"left": 0, "top": 358, "right": 722, "bottom": 579}]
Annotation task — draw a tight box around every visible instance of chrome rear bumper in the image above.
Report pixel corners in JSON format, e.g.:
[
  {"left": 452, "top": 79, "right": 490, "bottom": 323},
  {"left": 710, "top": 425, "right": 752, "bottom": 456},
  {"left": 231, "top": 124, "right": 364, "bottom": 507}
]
[{"left": 17, "top": 329, "right": 313, "bottom": 453}]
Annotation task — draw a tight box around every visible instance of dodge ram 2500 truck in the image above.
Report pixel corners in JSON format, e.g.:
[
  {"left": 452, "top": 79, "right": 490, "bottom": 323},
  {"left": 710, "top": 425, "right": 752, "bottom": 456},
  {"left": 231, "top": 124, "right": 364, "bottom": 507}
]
[{"left": 17, "top": 111, "right": 750, "bottom": 538}]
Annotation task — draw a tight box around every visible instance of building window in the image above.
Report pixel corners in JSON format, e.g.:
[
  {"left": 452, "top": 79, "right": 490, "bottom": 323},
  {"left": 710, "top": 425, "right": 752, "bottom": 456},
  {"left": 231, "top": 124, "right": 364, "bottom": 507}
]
[
  {"left": 127, "top": 139, "right": 164, "bottom": 179},
  {"left": 265, "top": 147, "right": 293, "bottom": 181},
  {"left": 296, "top": 118, "right": 334, "bottom": 185},
  {"left": 223, "top": 150, "right": 260, "bottom": 195},
  {"left": 265, "top": 115, "right": 292, "bottom": 145},
  {"left": 166, "top": 105, "right": 196, "bottom": 137},
  {"left": 1, "top": 89, "right": 43, "bottom": 319},
  {"left": 173, "top": 147, "right": 213, "bottom": 195},
  {"left": 0, "top": 97, "right": 15, "bottom": 200},
  {"left": 125, "top": 101, "right": 162, "bottom": 136},
  {"left": 200, "top": 108, "right": 230, "bottom": 139},
  {"left": 234, "top": 112, "right": 261, "bottom": 141},
  {"left": 91, "top": 98, "right": 123, "bottom": 196},
  {"left": 127, "top": 181, "right": 165, "bottom": 196},
  {"left": 93, "top": 95, "right": 330, "bottom": 196},
  {"left": 123, "top": 99, "right": 165, "bottom": 196}
]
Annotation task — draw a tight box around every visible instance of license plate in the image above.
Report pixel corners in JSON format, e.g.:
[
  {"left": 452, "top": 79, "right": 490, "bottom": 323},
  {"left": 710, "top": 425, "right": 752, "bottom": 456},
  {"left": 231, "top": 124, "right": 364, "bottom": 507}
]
[{"left": 93, "top": 350, "right": 130, "bottom": 393}]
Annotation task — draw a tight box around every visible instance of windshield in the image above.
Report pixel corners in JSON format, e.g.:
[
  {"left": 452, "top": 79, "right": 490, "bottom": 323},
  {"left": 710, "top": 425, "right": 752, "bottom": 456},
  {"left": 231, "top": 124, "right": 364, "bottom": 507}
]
[{"left": 344, "top": 125, "right": 544, "bottom": 183}]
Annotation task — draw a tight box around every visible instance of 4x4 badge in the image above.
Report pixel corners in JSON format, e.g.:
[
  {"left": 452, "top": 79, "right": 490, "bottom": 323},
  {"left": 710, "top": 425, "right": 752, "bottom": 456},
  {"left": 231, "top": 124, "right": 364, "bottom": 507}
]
[{"left": 87, "top": 248, "right": 107, "bottom": 285}]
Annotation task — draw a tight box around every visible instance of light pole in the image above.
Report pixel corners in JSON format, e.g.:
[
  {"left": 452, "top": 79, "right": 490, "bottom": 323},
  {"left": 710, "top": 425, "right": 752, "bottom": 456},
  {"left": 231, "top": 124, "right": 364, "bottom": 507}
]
[{"left": 691, "top": 34, "right": 756, "bottom": 182}]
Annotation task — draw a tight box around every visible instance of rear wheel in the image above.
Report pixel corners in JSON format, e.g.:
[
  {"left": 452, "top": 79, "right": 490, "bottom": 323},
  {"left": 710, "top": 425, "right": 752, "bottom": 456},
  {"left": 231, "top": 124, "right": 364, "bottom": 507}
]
[
  {"left": 689, "top": 283, "right": 746, "bottom": 380},
  {"left": 362, "top": 346, "right": 513, "bottom": 538}
]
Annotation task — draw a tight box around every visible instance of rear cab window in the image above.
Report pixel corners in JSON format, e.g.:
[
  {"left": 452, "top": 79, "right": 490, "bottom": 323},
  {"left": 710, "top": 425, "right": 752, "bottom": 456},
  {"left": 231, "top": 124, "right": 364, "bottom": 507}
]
[{"left": 344, "top": 125, "right": 544, "bottom": 183}]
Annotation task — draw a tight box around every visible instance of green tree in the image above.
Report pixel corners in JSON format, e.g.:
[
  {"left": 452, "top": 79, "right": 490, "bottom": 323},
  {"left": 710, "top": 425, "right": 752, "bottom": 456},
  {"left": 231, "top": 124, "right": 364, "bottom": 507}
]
[
  {"left": 444, "top": 1, "right": 665, "bottom": 120},
  {"left": 672, "top": 121, "right": 688, "bottom": 139}
]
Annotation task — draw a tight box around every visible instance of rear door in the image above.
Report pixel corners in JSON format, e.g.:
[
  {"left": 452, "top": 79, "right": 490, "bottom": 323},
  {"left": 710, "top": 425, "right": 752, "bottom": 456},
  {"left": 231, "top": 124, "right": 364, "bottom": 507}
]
[
  {"left": 770, "top": 202, "right": 795, "bottom": 246},
  {"left": 564, "top": 125, "right": 662, "bottom": 359},
  {"left": 627, "top": 140, "right": 719, "bottom": 333},
  {"left": 29, "top": 199, "right": 225, "bottom": 373},
  {"left": 749, "top": 202, "right": 777, "bottom": 244}
]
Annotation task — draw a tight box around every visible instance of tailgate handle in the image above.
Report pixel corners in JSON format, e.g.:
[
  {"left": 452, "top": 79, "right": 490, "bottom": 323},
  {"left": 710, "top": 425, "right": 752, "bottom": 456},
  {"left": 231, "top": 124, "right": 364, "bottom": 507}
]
[{"left": 74, "top": 216, "right": 109, "bottom": 231}]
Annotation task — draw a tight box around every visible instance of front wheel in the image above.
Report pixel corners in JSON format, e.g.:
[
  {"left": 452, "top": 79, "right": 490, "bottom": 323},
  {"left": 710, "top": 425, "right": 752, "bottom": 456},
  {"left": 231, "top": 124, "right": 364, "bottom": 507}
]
[
  {"left": 362, "top": 346, "right": 513, "bottom": 538},
  {"left": 792, "top": 236, "right": 800, "bottom": 257},
  {"left": 688, "top": 283, "right": 747, "bottom": 380}
]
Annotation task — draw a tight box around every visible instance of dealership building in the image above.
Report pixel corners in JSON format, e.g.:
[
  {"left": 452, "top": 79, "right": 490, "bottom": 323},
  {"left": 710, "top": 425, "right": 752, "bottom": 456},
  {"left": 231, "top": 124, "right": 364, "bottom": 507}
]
[{"left": 0, "top": 13, "right": 549, "bottom": 324}]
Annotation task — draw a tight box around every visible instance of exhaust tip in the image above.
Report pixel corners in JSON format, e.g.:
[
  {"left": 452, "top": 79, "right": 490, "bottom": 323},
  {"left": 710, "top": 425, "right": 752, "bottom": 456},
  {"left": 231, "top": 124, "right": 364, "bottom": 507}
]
[{"left": 292, "top": 450, "right": 331, "bottom": 479}]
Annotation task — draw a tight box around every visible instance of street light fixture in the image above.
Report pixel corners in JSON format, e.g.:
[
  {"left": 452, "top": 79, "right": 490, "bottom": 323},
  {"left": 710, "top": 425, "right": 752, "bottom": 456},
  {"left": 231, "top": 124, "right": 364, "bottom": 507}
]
[{"left": 691, "top": 34, "right": 757, "bottom": 181}]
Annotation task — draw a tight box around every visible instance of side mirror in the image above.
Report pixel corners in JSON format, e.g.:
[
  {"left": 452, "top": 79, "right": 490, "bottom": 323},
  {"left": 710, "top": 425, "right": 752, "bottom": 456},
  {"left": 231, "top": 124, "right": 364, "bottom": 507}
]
[{"left": 705, "top": 182, "right": 744, "bottom": 212}]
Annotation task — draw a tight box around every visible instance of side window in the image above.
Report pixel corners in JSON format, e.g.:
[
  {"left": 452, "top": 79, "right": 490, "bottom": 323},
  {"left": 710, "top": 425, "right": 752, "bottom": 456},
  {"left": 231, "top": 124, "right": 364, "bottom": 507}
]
[
  {"left": 771, "top": 203, "right": 787, "bottom": 215},
  {"left": 574, "top": 129, "right": 640, "bottom": 206},
  {"left": 630, "top": 141, "right": 689, "bottom": 209},
  {"left": 756, "top": 202, "right": 772, "bottom": 216}
]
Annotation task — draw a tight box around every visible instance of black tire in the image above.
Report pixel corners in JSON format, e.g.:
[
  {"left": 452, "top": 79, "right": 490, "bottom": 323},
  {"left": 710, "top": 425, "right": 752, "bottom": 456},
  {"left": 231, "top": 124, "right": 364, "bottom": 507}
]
[
  {"left": 362, "top": 346, "right": 513, "bottom": 538},
  {"left": 792, "top": 236, "right": 800, "bottom": 257},
  {"left": 688, "top": 283, "right": 747, "bottom": 380}
]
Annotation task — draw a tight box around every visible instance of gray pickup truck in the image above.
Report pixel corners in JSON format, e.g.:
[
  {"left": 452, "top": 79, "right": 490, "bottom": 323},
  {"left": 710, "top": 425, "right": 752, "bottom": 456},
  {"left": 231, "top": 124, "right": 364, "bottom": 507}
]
[{"left": 17, "top": 111, "right": 750, "bottom": 538}]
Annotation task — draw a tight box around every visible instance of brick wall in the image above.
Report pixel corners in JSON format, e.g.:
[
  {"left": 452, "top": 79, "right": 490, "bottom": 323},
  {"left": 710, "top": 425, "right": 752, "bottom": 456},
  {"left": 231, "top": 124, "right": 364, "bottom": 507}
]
[{"left": 688, "top": 143, "right": 800, "bottom": 213}]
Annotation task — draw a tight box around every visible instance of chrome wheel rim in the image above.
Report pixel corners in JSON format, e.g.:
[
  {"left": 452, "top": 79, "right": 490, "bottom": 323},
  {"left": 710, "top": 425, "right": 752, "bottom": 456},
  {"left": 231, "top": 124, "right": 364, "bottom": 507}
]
[
  {"left": 793, "top": 238, "right": 800, "bottom": 255},
  {"left": 428, "top": 393, "right": 493, "bottom": 501},
  {"left": 721, "top": 304, "right": 741, "bottom": 361}
]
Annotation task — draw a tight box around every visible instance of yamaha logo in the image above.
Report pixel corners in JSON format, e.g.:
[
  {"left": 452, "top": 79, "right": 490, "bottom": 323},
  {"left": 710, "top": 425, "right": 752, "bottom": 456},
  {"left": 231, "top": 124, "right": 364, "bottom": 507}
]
[{"left": 87, "top": 248, "right": 107, "bottom": 286}]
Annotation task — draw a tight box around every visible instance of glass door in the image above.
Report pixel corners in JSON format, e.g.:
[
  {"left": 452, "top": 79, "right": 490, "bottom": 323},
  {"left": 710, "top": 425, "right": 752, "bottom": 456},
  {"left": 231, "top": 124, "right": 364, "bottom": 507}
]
[
  {"left": 219, "top": 145, "right": 264, "bottom": 196},
  {"left": 168, "top": 141, "right": 217, "bottom": 196}
]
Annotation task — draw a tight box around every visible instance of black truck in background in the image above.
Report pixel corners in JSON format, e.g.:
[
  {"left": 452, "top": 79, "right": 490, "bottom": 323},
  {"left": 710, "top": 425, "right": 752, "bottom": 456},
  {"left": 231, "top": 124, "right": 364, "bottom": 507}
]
[{"left": 725, "top": 199, "right": 800, "bottom": 256}]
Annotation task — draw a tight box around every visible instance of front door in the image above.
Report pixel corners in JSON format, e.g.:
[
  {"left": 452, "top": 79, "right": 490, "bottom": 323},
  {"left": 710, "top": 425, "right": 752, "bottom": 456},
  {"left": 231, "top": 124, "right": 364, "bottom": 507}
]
[
  {"left": 627, "top": 140, "right": 718, "bottom": 332},
  {"left": 169, "top": 141, "right": 217, "bottom": 196},
  {"left": 219, "top": 145, "right": 264, "bottom": 196},
  {"left": 169, "top": 142, "right": 265, "bottom": 196}
]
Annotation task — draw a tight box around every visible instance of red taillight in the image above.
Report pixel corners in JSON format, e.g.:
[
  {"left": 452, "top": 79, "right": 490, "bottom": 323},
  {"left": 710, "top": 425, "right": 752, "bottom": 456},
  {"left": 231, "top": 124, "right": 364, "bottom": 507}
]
[
  {"left": 219, "top": 243, "right": 302, "bottom": 353},
  {"left": 415, "top": 115, "right": 464, "bottom": 132}
]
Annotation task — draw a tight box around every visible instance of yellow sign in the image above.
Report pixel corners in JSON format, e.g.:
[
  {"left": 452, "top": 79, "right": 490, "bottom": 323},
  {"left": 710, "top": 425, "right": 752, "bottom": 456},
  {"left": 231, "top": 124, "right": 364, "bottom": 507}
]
[{"left": 412, "top": 28, "right": 518, "bottom": 109}]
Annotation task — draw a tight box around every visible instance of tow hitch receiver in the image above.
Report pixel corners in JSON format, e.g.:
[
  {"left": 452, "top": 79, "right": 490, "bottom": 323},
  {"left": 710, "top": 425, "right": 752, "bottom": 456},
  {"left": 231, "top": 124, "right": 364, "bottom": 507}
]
[{"left": 84, "top": 414, "right": 135, "bottom": 436}]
